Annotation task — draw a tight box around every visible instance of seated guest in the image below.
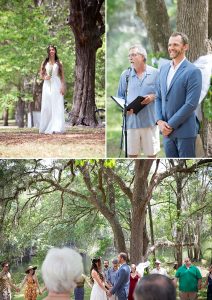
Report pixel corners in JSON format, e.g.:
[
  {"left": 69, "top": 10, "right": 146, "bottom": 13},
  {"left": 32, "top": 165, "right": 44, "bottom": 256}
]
[{"left": 41, "top": 247, "right": 83, "bottom": 300}]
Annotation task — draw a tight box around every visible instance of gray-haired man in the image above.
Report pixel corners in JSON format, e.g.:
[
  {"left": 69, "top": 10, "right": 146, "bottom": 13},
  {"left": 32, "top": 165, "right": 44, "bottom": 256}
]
[{"left": 117, "top": 44, "right": 160, "bottom": 157}]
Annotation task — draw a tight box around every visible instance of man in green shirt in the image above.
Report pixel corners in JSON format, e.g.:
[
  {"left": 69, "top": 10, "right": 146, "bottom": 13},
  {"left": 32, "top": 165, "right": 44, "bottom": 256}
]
[{"left": 174, "top": 257, "right": 202, "bottom": 300}]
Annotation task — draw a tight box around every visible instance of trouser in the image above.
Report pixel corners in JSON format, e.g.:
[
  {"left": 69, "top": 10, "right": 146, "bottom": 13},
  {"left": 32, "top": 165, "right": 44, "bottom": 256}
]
[
  {"left": 0, "top": 290, "right": 11, "bottom": 300},
  {"left": 207, "top": 290, "right": 212, "bottom": 300},
  {"left": 163, "top": 137, "right": 196, "bottom": 158},
  {"left": 179, "top": 291, "right": 198, "bottom": 300},
  {"left": 117, "top": 294, "right": 127, "bottom": 300}
]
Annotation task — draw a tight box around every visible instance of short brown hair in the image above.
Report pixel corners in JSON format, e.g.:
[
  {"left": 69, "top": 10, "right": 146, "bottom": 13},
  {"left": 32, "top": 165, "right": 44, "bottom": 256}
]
[
  {"left": 1, "top": 261, "right": 9, "bottom": 268},
  {"left": 170, "top": 32, "right": 189, "bottom": 45},
  {"left": 119, "top": 252, "right": 128, "bottom": 261}
]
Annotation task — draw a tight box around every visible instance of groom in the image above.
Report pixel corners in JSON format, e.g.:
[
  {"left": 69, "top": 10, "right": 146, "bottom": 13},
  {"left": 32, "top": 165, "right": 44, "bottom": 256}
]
[{"left": 107, "top": 252, "right": 130, "bottom": 300}]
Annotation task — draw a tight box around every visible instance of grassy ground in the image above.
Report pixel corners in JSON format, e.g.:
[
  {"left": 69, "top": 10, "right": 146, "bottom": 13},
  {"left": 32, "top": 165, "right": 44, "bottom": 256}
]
[
  {"left": 13, "top": 286, "right": 92, "bottom": 300},
  {"left": 0, "top": 126, "right": 105, "bottom": 158},
  {"left": 12, "top": 285, "right": 208, "bottom": 300},
  {"left": 107, "top": 100, "right": 165, "bottom": 158}
]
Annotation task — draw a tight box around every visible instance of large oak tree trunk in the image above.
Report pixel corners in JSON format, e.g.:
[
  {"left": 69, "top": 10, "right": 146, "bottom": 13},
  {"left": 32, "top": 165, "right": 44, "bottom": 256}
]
[
  {"left": 177, "top": 0, "right": 209, "bottom": 62},
  {"left": 129, "top": 160, "right": 153, "bottom": 264},
  {"left": 68, "top": 0, "right": 105, "bottom": 126},
  {"left": 135, "top": 0, "right": 171, "bottom": 55}
]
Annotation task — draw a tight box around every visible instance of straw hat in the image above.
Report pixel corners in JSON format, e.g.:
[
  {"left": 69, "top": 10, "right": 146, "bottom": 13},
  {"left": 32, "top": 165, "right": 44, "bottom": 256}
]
[
  {"left": 155, "top": 259, "right": 161, "bottom": 264},
  {"left": 25, "top": 265, "right": 37, "bottom": 273}
]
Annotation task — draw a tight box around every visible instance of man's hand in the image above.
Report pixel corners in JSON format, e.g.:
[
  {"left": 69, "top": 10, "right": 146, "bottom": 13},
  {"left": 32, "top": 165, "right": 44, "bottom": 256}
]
[
  {"left": 127, "top": 108, "right": 134, "bottom": 115},
  {"left": 142, "top": 94, "right": 155, "bottom": 105},
  {"left": 107, "top": 289, "right": 112, "bottom": 297},
  {"left": 157, "top": 120, "right": 173, "bottom": 136},
  {"left": 198, "top": 279, "right": 202, "bottom": 290}
]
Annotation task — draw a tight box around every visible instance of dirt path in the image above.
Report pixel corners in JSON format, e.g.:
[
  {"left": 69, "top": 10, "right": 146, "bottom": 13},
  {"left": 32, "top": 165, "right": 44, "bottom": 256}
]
[{"left": 0, "top": 126, "right": 105, "bottom": 158}]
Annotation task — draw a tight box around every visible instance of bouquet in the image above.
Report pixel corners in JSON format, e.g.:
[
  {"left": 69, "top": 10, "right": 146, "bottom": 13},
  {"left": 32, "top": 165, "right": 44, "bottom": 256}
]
[{"left": 48, "top": 65, "right": 53, "bottom": 91}]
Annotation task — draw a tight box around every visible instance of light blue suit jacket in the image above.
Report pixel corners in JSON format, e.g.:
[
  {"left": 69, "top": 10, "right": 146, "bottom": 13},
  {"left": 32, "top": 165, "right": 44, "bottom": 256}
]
[
  {"left": 155, "top": 59, "right": 202, "bottom": 138},
  {"left": 111, "top": 263, "right": 130, "bottom": 299}
]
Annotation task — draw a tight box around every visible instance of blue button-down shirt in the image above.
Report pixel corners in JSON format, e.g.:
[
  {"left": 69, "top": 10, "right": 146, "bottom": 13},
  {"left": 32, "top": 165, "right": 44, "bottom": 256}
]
[
  {"left": 108, "top": 267, "right": 118, "bottom": 286},
  {"left": 117, "top": 65, "right": 158, "bottom": 129}
]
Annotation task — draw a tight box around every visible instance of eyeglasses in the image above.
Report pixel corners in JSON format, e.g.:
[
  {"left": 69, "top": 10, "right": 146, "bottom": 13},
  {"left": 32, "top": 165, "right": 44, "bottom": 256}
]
[
  {"left": 128, "top": 53, "right": 139, "bottom": 58},
  {"left": 4, "top": 265, "right": 9, "bottom": 267}
]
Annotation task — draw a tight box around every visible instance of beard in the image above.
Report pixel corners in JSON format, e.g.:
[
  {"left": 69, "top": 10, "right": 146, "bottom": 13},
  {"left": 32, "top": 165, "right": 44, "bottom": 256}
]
[{"left": 169, "top": 49, "right": 184, "bottom": 59}]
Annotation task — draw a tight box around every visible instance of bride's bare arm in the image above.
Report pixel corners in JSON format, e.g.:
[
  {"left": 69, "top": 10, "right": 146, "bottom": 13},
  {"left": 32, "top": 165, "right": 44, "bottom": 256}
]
[{"left": 91, "top": 270, "right": 107, "bottom": 292}]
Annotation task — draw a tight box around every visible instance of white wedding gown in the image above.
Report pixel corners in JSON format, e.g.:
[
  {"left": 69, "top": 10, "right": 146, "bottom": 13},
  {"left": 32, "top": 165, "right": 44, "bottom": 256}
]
[
  {"left": 39, "top": 62, "right": 65, "bottom": 134},
  {"left": 90, "top": 279, "right": 107, "bottom": 300}
]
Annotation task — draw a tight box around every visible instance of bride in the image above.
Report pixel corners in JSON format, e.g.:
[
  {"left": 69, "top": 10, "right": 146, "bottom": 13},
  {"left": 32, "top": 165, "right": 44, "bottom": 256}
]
[
  {"left": 90, "top": 258, "right": 107, "bottom": 300},
  {"left": 39, "top": 45, "right": 65, "bottom": 134}
]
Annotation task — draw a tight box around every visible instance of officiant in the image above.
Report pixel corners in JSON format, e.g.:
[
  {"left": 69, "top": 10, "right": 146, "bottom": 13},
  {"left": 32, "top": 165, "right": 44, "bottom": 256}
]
[{"left": 117, "top": 44, "right": 160, "bottom": 157}]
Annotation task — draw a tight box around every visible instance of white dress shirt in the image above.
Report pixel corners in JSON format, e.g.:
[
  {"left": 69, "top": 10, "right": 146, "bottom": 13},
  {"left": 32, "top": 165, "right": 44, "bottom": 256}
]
[{"left": 167, "top": 57, "right": 186, "bottom": 90}]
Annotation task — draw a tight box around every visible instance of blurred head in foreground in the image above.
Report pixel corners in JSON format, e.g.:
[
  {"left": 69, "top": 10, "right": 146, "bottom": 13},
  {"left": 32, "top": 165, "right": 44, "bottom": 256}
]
[{"left": 42, "top": 247, "right": 83, "bottom": 294}]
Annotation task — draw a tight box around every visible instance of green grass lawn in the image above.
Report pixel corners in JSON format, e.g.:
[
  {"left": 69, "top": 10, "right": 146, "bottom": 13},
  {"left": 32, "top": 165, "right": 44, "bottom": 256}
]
[
  {"left": 107, "top": 99, "right": 165, "bottom": 158},
  {"left": 12, "top": 286, "right": 208, "bottom": 300}
]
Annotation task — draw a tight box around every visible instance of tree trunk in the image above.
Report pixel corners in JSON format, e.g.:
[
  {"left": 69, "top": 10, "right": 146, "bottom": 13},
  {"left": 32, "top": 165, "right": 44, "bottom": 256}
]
[
  {"left": 135, "top": 0, "right": 171, "bottom": 55},
  {"left": 69, "top": 45, "right": 97, "bottom": 126},
  {"left": 175, "top": 174, "right": 183, "bottom": 267},
  {"left": 148, "top": 202, "right": 156, "bottom": 260},
  {"left": 177, "top": 0, "right": 209, "bottom": 62},
  {"left": 187, "top": 224, "right": 193, "bottom": 259},
  {"left": 33, "top": 80, "right": 42, "bottom": 111},
  {"left": 130, "top": 208, "right": 146, "bottom": 264},
  {"left": 209, "top": 0, "right": 212, "bottom": 38},
  {"left": 193, "top": 214, "right": 202, "bottom": 261},
  {"left": 201, "top": 105, "right": 212, "bottom": 157},
  {"left": 109, "top": 216, "right": 127, "bottom": 253},
  {"left": 15, "top": 98, "right": 25, "bottom": 128},
  {"left": 3, "top": 108, "right": 9, "bottom": 126},
  {"left": 68, "top": 0, "right": 105, "bottom": 126},
  {"left": 130, "top": 160, "right": 153, "bottom": 264}
]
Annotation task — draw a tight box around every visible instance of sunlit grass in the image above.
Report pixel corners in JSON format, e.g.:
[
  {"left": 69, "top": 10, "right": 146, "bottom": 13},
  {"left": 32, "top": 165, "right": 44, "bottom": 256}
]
[{"left": 0, "top": 126, "right": 105, "bottom": 158}]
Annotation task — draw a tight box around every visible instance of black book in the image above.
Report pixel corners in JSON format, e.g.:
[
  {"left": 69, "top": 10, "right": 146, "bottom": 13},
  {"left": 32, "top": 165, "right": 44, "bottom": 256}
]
[{"left": 111, "top": 96, "right": 146, "bottom": 114}]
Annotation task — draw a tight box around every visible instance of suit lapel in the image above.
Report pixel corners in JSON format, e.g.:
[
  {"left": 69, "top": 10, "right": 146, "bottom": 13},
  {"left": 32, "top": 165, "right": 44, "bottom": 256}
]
[
  {"left": 166, "top": 60, "right": 188, "bottom": 95},
  {"left": 162, "top": 64, "right": 171, "bottom": 95}
]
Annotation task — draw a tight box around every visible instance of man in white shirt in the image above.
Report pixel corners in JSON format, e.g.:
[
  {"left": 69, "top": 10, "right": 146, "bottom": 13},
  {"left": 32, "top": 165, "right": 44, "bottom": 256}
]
[
  {"left": 155, "top": 32, "right": 202, "bottom": 158},
  {"left": 150, "top": 259, "right": 168, "bottom": 276}
]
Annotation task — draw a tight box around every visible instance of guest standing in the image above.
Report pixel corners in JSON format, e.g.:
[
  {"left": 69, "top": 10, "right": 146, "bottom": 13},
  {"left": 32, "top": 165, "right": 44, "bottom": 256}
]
[{"left": 128, "top": 264, "right": 141, "bottom": 300}]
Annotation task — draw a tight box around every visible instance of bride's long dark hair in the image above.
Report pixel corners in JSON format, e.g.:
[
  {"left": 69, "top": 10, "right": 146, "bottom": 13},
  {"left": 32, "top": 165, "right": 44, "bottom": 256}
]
[
  {"left": 90, "top": 258, "right": 104, "bottom": 283},
  {"left": 41, "top": 45, "right": 63, "bottom": 78}
]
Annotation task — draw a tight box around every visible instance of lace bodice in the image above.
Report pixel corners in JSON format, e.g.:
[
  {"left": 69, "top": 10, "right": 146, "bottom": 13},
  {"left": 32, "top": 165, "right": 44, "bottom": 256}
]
[{"left": 46, "top": 62, "right": 59, "bottom": 77}]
